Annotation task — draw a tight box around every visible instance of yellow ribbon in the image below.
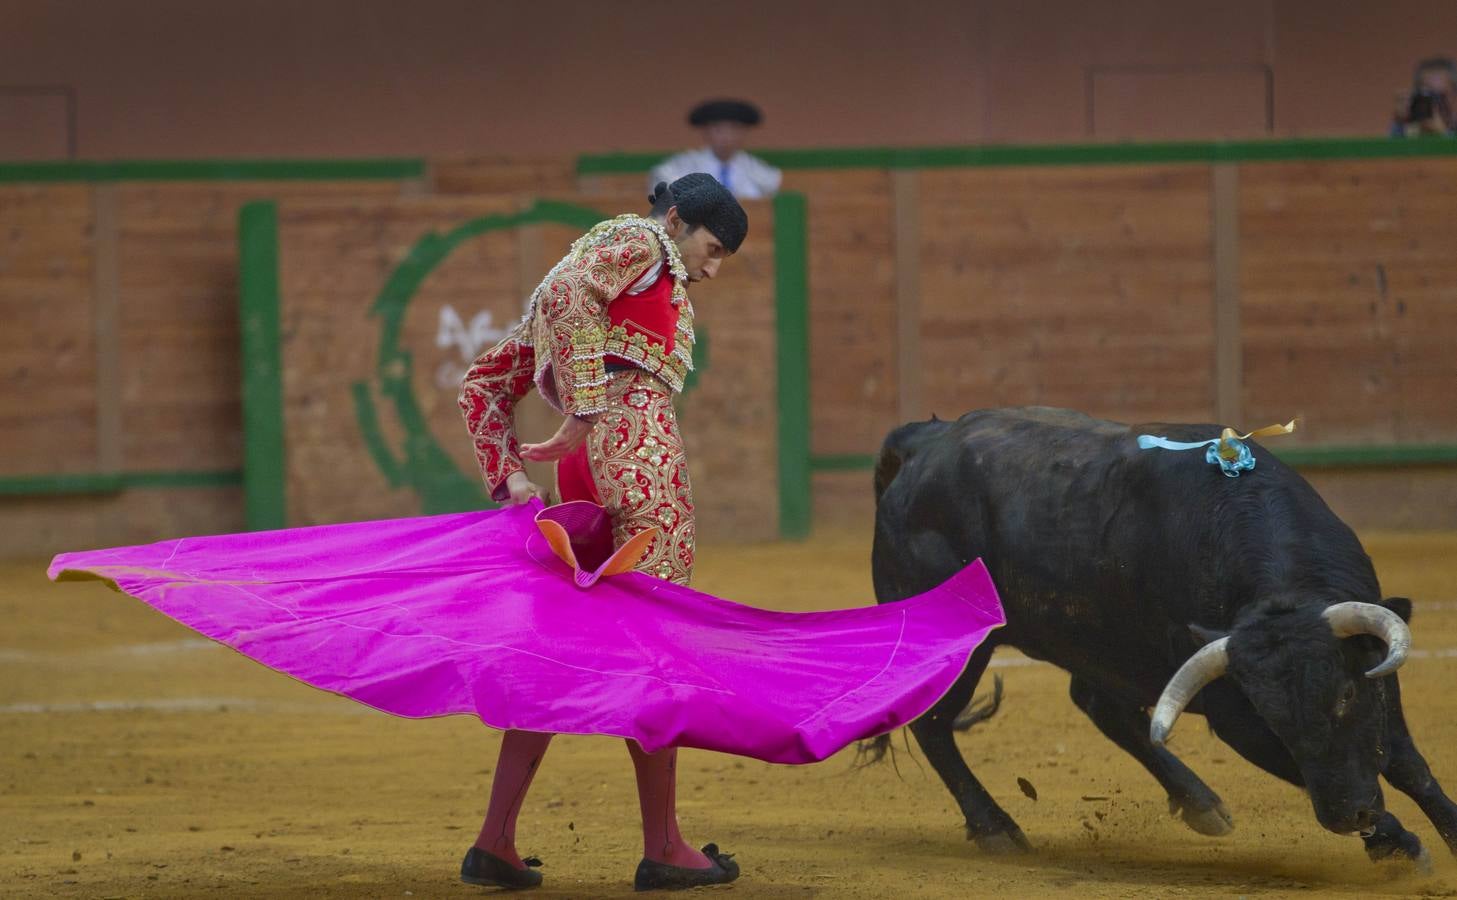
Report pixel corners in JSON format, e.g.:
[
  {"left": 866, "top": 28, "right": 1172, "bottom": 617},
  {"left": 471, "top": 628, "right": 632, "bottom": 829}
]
[{"left": 1214, "top": 420, "right": 1296, "bottom": 461}]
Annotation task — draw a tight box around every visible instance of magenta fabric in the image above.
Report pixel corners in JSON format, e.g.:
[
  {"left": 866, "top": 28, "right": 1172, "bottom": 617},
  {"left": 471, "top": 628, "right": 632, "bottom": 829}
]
[{"left": 47, "top": 502, "right": 1004, "bottom": 764}]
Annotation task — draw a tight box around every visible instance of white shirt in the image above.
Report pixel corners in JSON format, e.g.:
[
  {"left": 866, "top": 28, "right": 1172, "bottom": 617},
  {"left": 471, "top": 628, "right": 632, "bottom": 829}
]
[
  {"left": 649, "top": 148, "right": 783, "bottom": 200},
  {"left": 625, "top": 261, "right": 665, "bottom": 295}
]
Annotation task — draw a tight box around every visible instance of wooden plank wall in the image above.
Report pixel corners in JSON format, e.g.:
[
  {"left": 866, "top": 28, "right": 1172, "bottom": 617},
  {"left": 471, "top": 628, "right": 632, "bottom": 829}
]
[
  {"left": 786, "top": 170, "right": 900, "bottom": 457},
  {"left": 114, "top": 182, "right": 404, "bottom": 472},
  {"left": 1, "top": 179, "right": 407, "bottom": 558},
  {"left": 1240, "top": 159, "right": 1457, "bottom": 445},
  {"left": 914, "top": 165, "right": 1217, "bottom": 425},
  {"left": 275, "top": 194, "right": 782, "bottom": 542},
  {"left": 7, "top": 153, "right": 1457, "bottom": 559},
  {"left": 422, "top": 154, "right": 1457, "bottom": 530},
  {"left": 0, "top": 185, "right": 98, "bottom": 475}
]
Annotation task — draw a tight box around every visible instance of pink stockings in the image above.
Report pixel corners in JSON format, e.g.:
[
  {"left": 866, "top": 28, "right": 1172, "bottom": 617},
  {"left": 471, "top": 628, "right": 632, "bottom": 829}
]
[{"left": 474, "top": 730, "right": 712, "bottom": 870}]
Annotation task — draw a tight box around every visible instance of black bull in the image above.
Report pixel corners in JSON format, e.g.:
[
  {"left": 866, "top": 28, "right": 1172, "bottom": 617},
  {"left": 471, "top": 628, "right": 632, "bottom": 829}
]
[{"left": 870, "top": 407, "right": 1457, "bottom": 866}]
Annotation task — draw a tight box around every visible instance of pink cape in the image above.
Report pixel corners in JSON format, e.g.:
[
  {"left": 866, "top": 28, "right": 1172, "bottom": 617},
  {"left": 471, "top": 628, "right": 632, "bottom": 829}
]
[{"left": 47, "top": 502, "right": 1004, "bottom": 764}]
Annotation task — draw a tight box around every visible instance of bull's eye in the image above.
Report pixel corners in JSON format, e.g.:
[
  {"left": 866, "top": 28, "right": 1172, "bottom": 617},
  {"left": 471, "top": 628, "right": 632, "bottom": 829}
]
[{"left": 1336, "top": 681, "right": 1357, "bottom": 717}]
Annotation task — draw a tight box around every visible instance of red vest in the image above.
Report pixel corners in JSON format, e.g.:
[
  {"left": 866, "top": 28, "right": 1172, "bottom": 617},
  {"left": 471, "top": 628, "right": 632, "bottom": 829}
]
[{"left": 605, "top": 268, "right": 677, "bottom": 368}]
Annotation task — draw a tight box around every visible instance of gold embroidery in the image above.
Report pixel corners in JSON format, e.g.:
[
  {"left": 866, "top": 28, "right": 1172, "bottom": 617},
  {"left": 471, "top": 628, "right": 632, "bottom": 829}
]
[
  {"left": 516, "top": 215, "right": 694, "bottom": 413},
  {"left": 585, "top": 370, "right": 695, "bottom": 586},
  {"left": 601, "top": 323, "right": 693, "bottom": 392},
  {"left": 565, "top": 322, "right": 609, "bottom": 414},
  {"left": 620, "top": 318, "right": 668, "bottom": 344}
]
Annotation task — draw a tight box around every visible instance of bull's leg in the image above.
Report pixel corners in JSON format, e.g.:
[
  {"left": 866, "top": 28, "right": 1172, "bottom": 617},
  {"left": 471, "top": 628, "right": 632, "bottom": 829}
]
[
  {"left": 1361, "top": 808, "right": 1430, "bottom": 869},
  {"left": 1067, "top": 677, "right": 1233, "bottom": 836},
  {"left": 1377, "top": 675, "right": 1457, "bottom": 858},
  {"left": 908, "top": 643, "right": 1031, "bottom": 853}
]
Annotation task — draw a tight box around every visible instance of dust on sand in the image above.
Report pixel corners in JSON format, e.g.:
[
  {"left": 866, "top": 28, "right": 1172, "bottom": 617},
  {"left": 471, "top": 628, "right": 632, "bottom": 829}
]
[{"left": 3, "top": 532, "right": 1456, "bottom": 898}]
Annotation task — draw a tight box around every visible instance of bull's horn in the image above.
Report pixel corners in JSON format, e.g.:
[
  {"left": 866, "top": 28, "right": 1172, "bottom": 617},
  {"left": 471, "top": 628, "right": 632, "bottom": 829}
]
[
  {"left": 1149, "top": 638, "right": 1229, "bottom": 746},
  {"left": 1323, "top": 602, "right": 1411, "bottom": 678}
]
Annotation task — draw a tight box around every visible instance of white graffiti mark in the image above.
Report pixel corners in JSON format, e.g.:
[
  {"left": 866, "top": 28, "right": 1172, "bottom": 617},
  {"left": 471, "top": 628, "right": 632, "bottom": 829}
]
[
  {"left": 434, "top": 304, "right": 511, "bottom": 390},
  {"left": 437, "top": 304, "right": 510, "bottom": 360}
]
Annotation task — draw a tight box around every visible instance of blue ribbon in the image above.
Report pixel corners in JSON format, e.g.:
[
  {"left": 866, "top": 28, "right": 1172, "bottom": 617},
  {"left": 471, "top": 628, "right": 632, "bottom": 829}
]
[{"left": 1137, "top": 434, "right": 1255, "bottom": 477}]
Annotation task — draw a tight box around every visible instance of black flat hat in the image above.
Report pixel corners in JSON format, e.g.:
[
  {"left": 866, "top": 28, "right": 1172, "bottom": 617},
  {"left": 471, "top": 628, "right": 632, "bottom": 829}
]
[{"left": 688, "top": 99, "right": 762, "bottom": 127}]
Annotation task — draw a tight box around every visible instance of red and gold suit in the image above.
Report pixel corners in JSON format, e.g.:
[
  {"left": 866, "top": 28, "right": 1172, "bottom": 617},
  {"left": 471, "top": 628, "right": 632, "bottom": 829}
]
[{"left": 459, "top": 215, "right": 697, "bottom": 585}]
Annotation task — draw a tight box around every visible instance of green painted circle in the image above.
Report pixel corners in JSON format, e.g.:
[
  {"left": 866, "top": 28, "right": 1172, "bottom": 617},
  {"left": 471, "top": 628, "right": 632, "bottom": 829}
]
[{"left": 351, "top": 201, "right": 607, "bottom": 513}]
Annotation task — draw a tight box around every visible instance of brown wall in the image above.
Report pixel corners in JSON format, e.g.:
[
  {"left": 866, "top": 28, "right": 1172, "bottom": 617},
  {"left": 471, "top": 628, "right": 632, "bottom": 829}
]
[
  {"left": 547, "top": 152, "right": 1457, "bottom": 531},
  {"left": 5, "top": 150, "right": 1457, "bottom": 559},
  {"left": 3, "top": 1, "right": 1456, "bottom": 161},
  {"left": 0, "top": 179, "right": 412, "bottom": 557}
]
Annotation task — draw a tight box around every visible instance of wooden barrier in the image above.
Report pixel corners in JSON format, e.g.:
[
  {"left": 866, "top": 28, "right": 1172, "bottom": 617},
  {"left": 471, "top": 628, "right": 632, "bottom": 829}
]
[
  {"left": 1, "top": 170, "right": 416, "bottom": 557},
  {"left": 113, "top": 182, "right": 405, "bottom": 471},
  {"left": 1240, "top": 159, "right": 1457, "bottom": 444},
  {"left": 484, "top": 148, "right": 1457, "bottom": 529},
  {"left": 915, "top": 164, "right": 1217, "bottom": 425},
  {"left": 0, "top": 185, "right": 98, "bottom": 476},
  {"left": 6, "top": 146, "right": 1457, "bottom": 560},
  {"left": 270, "top": 194, "right": 783, "bottom": 542}
]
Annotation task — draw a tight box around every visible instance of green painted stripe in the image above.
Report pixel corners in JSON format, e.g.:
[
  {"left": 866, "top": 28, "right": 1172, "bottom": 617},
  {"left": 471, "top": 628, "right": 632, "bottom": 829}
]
[
  {"left": 238, "top": 201, "right": 287, "bottom": 530},
  {"left": 1273, "top": 444, "right": 1457, "bottom": 468},
  {"left": 774, "top": 192, "right": 812, "bottom": 539},
  {"left": 810, "top": 454, "right": 880, "bottom": 472},
  {"left": 579, "top": 137, "right": 1457, "bottom": 175},
  {"left": 808, "top": 445, "right": 1457, "bottom": 471},
  {"left": 125, "top": 470, "right": 245, "bottom": 488},
  {"left": 0, "top": 474, "right": 124, "bottom": 495},
  {"left": 0, "top": 470, "right": 243, "bottom": 496},
  {"left": 0, "top": 158, "right": 424, "bottom": 184}
]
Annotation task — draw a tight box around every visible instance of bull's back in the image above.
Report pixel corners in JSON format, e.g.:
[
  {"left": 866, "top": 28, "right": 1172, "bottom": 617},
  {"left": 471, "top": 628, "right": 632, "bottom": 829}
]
[
  {"left": 873, "top": 408, "right": 1137, "bottom": 601},
  {"left": 873, "top": 407, "right": 1230, "bottom": 684},
  {"left": 873, "top": 406, "right": 1375, "bottom": 688}
]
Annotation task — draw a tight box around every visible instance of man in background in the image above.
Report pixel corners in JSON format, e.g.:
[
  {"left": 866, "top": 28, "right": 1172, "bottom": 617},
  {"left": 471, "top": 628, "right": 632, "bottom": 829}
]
[
  {"left": 651, "top": 99, "right": 782, "bottom": 199},
  {"left": 1390, "top": 56, "right": 1456, "bottom": 137}
]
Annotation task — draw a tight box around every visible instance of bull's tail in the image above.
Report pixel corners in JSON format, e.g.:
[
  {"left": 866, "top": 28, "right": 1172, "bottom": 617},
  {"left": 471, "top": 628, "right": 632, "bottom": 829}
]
[
  {"left": 874, "top": 418, "right": 939, "bottom": 503},
  {"left": 853, "top": 675, "right": 1005, "bottom": 771},
  {"left": 872, "top": 444, "right": 902, "bottom": 505},
  {"left": 951, "top": 673, "right": 1004, "bottom": 730},
  {"left": 853, "top": 731, "right": 907, "bottom": 773}
]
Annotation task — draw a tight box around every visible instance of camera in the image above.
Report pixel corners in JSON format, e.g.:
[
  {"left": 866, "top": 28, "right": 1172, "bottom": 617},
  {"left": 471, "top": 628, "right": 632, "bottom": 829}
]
[{"left": 1407, "top": 89, "right": 1449, "bottom": 123}]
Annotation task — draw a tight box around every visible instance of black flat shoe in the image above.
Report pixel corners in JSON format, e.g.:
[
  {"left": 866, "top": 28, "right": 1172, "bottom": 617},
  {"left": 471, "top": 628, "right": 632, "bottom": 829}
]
[
  {"left": 460, "top": 847, "right": 543, "bottom": 889},
  {"left": 633, "top": 843, "right": 740, "bottom": 891}
]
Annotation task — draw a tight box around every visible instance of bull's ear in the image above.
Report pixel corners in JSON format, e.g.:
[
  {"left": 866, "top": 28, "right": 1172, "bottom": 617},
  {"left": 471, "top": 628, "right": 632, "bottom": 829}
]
[
  {"left": 1382, "top": 597, "right": 1413, "bottom": 623},
  {"left": 1189, "top": 623, "right": 1228, "bottom": 646}
]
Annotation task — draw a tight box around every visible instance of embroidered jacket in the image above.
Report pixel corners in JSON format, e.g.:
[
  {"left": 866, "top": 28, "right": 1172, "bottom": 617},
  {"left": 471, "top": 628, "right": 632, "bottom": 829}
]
[{"left": 459, "top": 215, "right": 695, "bottom": 500}]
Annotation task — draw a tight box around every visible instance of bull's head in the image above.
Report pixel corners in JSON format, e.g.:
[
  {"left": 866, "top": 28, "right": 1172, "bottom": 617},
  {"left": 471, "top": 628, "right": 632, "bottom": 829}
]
[{"left": 1149, "top": 599, "right": 1411, "bottom": 836}]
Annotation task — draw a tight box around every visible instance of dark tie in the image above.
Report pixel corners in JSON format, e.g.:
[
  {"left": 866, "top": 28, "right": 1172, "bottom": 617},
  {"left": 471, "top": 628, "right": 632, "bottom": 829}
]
[{"left": 718, "top": 160, "right": 732, "bottom": 194}]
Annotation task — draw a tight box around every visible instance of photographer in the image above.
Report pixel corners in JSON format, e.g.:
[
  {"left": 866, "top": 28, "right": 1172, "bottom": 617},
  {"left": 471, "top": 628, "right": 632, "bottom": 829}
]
[{"left": 1391, "top": 56, "right": 1456, "bottom": 137}]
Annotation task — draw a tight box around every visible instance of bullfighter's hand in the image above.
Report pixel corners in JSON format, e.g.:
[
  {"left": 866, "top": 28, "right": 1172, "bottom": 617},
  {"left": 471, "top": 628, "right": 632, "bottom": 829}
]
[
  {"left": 503, "top": 470, "right": 549, "bottom": 506},
  {"left": 521, "top": 415, "right": 596, "bottom": 462}
]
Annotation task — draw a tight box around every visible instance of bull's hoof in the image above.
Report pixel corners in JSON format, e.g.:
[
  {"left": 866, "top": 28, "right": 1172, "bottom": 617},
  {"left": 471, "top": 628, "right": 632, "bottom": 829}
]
[
  {"left": 1365, "top": 829, "right": 1431, "bottom": 874},
  {"left": 1179, "top": 801, "right": 1234, "bottom": 837},
  {"left": 1414, "top": 847, "right": 1435, "bottom": 876},
  {"left": 969, "top": 827, "right": 1032, "bottom": 854},
  {"left": 1382, "top": 845, "right": 1436, "bottom": 876}
]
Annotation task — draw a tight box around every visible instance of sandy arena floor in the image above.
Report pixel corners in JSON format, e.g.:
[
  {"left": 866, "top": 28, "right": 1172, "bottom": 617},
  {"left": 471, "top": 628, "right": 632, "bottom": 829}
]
[{"left": 3, "top": 529, "right": 1456, "bottom": 898}]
